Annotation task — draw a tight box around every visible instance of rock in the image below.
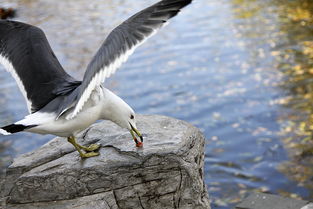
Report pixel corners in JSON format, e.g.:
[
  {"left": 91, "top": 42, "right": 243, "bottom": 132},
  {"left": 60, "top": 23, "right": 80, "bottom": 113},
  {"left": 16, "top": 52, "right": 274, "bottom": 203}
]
[
  {"left": 302, "top": 203, "right": 313, "bottom": 209},
  {"left": 1, "top": 115, "right": 210, "bottom": 209},
  {"left": 236, "top": 192, "right": 309, "bottom": 209}
]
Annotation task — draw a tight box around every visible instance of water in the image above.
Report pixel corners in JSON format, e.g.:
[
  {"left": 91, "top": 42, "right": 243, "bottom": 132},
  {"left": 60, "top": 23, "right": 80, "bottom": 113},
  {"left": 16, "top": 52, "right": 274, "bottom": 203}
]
[{"left": 1, "top": 0, "right": 313, "bottom": 208}]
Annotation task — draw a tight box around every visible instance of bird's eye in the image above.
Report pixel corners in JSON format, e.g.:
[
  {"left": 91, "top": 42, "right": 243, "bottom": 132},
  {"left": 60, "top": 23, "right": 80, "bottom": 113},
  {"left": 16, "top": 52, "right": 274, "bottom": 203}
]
[{"left": 130, "top": 115, "right": 134, "bottom": 119}]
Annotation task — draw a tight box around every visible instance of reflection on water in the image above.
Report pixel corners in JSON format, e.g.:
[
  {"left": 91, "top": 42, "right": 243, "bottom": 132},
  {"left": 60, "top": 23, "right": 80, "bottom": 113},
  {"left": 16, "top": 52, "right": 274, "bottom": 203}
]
[
  {"left": 270, "top": 0, "right": 313, "bottom": 198},
  {"left": 0, "top": 0, "right": 313, "bottom": 208}
]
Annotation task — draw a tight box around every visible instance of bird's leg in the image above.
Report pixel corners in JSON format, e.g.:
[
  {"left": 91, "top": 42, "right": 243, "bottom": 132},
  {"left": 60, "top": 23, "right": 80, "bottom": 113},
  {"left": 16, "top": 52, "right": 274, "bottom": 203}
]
[{"left": 67, "top": 136, "right": 99, "bottom": 158}]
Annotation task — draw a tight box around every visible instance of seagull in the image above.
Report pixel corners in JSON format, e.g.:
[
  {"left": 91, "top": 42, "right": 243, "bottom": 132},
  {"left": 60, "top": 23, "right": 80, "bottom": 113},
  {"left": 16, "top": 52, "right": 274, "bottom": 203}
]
[{"left": 0, "top": 0, "right": 192, "bottom": 158}]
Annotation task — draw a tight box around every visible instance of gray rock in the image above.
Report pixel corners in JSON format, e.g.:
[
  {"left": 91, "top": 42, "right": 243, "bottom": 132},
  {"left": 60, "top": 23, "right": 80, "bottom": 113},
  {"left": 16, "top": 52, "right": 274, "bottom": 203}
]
[
  {"left": 236, "top": 192, "right": 309, "bottom": 209},
  {"left": 302, "top": 203, "right": 313, "bottom": 209},
  {"left": 1, "top": 115, "right": 210, "bottom": 209}
]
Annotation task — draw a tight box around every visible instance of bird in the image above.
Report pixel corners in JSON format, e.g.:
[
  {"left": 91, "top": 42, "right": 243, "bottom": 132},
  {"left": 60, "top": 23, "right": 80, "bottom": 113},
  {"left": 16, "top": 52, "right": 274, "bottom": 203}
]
[{"left": 0, "top": 0, "right": 193, "bottom": 158}]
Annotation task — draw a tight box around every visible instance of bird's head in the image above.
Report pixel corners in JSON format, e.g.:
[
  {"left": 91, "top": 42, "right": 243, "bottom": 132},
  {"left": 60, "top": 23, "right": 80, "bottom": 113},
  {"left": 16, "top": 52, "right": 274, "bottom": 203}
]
[{"left": 101, "top": 89, "right": 143, "bottom": 147}]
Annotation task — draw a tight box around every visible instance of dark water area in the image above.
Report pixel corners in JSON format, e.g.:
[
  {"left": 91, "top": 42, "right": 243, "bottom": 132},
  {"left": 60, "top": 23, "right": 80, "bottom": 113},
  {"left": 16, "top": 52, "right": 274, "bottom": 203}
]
[{"left": 0, "top": 0, "right": 313, "bottom": 208}]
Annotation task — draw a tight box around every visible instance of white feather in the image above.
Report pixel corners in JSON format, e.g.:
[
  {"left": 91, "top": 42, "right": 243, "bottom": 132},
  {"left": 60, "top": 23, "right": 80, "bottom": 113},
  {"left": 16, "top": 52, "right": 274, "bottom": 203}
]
[
  {"left": 0, "top": 128, "right": 11, "bottom": 135},
  {"left": 16, "top": 112, "right": 55, "bottom": 126},
  {"left": 0, "top": 54, "right": 32, "bottom": 113},
  {"left": 99, "top": 70, "right": 105, "bottom": 81}
]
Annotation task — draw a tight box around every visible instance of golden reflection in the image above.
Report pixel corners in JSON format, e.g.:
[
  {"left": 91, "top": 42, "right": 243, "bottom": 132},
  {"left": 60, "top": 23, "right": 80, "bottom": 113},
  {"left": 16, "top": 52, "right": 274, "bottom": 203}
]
[
  {"left": 230, "top": 0, "right": 313, "bottom": 201},
  {"left": 231, "top": 0, "right": 262, "bottom": 19},
  {"left": 270, "top": 0, "right": 313, "bottom": 197}
]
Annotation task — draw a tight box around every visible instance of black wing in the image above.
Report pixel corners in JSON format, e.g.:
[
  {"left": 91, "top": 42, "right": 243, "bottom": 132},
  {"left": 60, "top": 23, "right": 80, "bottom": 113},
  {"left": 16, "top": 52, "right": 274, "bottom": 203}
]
[{"left": 0, "top": 20, "right": 79, "bottom": 113}]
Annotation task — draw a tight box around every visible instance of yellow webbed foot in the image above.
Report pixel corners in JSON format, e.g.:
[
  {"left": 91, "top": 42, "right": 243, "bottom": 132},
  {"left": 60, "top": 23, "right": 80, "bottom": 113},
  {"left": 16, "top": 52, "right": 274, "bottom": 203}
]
[
  {"left": 81, "top": 143, "right": 100, "bottom": 152},
  {"left": 80, "top": 151, "right": 100, "bottom": 158},
  {"left": 67, "top": 136, "right": 100, "bottom": 159}
]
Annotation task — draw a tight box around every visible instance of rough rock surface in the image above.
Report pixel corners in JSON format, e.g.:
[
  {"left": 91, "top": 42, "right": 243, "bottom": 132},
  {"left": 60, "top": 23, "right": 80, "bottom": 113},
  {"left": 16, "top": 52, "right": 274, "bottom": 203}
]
[{"left": 1, "top": 115, "right": 210, "bottom": 209}]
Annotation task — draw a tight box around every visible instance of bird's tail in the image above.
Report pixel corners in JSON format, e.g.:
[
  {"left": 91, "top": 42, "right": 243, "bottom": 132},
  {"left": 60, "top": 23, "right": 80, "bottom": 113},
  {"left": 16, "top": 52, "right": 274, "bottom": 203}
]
[{"left": 0, "top": 124, "right": 36, "bottom": 135}]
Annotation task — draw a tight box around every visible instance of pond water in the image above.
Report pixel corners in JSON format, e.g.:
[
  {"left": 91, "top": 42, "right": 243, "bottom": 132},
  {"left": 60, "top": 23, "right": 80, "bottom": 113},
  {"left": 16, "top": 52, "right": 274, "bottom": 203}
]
[{"left": 0, "top": 0, "right": 313, "bottom": 208}]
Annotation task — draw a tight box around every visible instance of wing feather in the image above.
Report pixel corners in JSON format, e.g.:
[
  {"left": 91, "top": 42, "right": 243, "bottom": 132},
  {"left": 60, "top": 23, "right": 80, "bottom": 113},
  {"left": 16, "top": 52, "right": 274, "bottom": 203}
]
[
  {"left": 0, "top": 20, "right": 78, "bottom": 113},
  {"left": 68, "top": 0, "right": 192, "bottom": 118}
]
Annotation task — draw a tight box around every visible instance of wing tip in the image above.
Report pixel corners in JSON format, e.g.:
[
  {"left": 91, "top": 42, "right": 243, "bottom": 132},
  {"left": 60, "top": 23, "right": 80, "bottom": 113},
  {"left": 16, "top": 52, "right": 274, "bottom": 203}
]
[{"left": 0, "top": 124, "right": 36, "bottom": 134}]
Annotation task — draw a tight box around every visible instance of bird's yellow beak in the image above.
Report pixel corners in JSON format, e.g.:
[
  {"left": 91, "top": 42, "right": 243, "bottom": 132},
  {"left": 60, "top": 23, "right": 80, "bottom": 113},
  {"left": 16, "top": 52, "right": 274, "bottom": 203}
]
[{"left": 129, "top": 123, "right": 143, "bottom": 147}]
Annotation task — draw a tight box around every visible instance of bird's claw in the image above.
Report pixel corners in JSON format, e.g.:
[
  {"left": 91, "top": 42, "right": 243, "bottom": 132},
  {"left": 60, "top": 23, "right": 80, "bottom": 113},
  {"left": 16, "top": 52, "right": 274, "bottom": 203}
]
[
  {"left": 84, "top": 143, "right": 100, "bottom": 152},
  {"left": 67, "top": 136, "right": 100, "bottom": 158},
  {"left": 80, "top": 151, "right": 100, "bottom": 158}
]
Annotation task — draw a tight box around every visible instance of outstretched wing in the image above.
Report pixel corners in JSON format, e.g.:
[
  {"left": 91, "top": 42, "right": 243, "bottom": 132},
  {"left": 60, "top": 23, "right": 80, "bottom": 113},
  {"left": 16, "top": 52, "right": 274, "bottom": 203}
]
[
  {"left": 70, "top": 0, "right": 192, "bottom": 118},
  {"left": 0, "top": 20, "right": 79, "bottom": 113}
]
